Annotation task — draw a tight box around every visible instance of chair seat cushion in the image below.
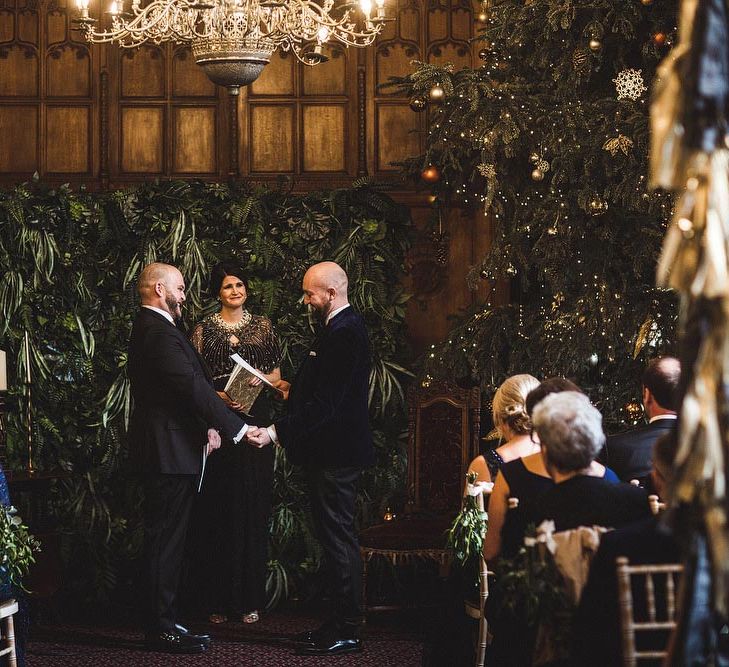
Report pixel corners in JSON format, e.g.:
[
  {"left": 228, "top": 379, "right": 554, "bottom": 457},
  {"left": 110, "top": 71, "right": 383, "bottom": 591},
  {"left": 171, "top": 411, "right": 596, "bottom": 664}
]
[{"left": 359, "top": 514, "right": 454, "bottom": 552}]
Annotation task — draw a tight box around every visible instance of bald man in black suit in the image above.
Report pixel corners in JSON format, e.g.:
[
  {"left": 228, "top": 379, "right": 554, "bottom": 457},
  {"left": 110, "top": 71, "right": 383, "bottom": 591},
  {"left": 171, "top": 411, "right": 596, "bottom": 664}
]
[{"left": 128, "top": 262, "right": 249, "bottom": 654}]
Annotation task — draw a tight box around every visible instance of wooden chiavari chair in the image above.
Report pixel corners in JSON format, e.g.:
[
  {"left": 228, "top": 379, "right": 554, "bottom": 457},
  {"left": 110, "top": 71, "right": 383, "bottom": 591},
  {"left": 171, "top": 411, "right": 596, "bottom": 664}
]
[{"left": 616, "top": 556, "right": 683, "bottom": 666}]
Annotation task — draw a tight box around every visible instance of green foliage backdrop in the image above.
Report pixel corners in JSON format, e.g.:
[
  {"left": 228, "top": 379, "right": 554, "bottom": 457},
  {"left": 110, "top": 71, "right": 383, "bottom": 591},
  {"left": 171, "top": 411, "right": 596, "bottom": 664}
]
[
  {"left": 389, "top": 0, "right": 679, "bottom": 425},
  {"left": 0, "top": 178, "right": 412, "bottom": 607}
]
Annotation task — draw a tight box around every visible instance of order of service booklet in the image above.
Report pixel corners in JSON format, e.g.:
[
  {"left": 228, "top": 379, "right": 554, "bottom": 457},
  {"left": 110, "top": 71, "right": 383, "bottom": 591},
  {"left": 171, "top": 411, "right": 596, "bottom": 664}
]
[{"left": 223, "top": 353, "right": 283, "bottom": 412}]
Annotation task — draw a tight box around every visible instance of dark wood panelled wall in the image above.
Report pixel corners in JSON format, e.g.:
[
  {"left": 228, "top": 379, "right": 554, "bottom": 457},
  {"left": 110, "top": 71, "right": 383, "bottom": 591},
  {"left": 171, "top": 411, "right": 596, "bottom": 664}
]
[
  {"left": 0, "top": 0, "right": 477, "bottom": 184},
  {"left": 0, "top": 0, "right": 496, "bottom": 350}
]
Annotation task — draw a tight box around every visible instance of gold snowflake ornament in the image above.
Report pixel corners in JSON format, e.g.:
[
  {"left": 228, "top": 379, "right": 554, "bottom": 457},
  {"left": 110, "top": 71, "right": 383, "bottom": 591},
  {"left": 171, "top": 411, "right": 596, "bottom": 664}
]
[
  {"left": 477, "top": 163, "right": 497, "bottom": 178},
  {"left": 613, "top": 68, "right": 647, "bottom": 101}
]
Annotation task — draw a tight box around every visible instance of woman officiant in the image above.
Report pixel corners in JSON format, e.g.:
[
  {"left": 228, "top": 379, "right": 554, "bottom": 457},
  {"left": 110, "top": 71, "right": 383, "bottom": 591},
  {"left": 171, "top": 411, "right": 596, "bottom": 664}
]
[{"left": 189, "top": 262, "right": 282, "bottom": 625}]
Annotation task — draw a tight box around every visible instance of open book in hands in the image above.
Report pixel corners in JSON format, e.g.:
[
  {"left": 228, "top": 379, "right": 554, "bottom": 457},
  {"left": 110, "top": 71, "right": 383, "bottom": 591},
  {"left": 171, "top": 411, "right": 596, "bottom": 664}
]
[{"left": 223, "top": 354, "right": 284, "bottom": 412}]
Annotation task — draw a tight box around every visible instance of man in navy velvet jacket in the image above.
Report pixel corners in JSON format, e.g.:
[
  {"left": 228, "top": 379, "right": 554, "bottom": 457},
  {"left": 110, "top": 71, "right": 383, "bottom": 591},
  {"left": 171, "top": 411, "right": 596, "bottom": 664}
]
[{"left": 248, "top": 261, "right": 373, "bottom": 656}]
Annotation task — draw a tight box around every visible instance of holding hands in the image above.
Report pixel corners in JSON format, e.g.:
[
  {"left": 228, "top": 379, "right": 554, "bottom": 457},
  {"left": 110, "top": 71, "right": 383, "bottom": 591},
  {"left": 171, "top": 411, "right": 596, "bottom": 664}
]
[{"left": 247, "top": 427, "right": 272, "bottom": 448}]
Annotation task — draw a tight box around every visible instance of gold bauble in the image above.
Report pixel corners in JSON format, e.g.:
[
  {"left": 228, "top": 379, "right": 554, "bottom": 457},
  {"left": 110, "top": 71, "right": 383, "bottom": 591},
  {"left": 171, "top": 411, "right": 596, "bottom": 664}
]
[
  {"left": 429, "top": 84, "right": 445, "bottom": 102},
  {"left": 531, "top": 168, "right": 545, "bottom": 181},
  {"left": 409, "top": 97, "right": 427, "bottom": 112},
  {"left": 589, "top": 198, "right": 608, "bottom": 215},
  {"left": 589, "top": 38, "right": 602, "bottom": 52}
]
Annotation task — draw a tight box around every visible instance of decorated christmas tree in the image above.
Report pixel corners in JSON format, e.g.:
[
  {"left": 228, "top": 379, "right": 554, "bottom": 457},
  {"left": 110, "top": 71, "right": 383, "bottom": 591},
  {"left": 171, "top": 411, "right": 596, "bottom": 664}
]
[{"left": 392, "top": 0, "right": 680, "bottom": 426}]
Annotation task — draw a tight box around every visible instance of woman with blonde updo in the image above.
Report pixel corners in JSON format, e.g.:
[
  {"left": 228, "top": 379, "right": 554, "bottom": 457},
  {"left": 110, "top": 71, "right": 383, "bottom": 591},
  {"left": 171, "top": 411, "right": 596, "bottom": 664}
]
[{"left": 467, "top": 374, "right": 541, "bottom": 485}]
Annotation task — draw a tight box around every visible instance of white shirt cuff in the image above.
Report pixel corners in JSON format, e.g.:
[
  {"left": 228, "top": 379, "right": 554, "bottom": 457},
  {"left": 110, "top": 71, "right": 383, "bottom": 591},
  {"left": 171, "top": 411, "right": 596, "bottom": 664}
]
[
  {"left": 233, "top": 423, "right": 249, "bottom": 443},
  {"left": 267, "top": 425, "right": 279, "bottom": 445}
]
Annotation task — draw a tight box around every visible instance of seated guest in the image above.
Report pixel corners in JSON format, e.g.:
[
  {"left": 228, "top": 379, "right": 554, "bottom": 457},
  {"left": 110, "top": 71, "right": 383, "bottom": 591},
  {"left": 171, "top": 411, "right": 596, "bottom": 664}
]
[
  {"left": 604, "top": 356, "right": 680, "bottom": 483},
  {"left": 467, "top": 373, "right": 540, "bottom": 484},
  {"left": 484, "top": 378, "right": 618, "bottom": 561},
  {"left": 525, "top": 392, "right": 650, "bottom": 532},
  {"left": 572, "top": 433, "right": 681, "bottom": 666}
]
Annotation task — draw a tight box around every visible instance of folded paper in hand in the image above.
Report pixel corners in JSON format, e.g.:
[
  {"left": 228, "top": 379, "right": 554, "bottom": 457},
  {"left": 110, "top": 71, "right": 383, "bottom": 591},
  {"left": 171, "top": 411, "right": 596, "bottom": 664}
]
[{"left": 223, "top": 354, "right": 283, "bottom": 411}]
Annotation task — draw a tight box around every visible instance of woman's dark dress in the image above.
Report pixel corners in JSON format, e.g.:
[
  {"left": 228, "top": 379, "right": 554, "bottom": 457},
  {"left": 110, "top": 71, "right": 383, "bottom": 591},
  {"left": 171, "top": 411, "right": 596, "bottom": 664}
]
[{"left": 190, "top": 312, "right": 281, "bottom": 616}]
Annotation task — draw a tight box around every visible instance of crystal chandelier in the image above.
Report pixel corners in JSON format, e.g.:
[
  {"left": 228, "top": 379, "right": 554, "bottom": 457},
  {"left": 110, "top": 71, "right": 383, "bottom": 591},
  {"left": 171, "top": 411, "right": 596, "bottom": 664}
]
[{"left": 74, "top": 0, "right": 389, "bottom": 93}]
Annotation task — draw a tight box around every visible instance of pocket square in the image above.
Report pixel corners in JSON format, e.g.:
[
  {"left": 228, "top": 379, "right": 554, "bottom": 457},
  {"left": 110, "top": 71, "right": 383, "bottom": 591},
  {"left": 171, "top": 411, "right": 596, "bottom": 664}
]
[{"left": 309, "top": 351, "right": 317, "bottom": 357}]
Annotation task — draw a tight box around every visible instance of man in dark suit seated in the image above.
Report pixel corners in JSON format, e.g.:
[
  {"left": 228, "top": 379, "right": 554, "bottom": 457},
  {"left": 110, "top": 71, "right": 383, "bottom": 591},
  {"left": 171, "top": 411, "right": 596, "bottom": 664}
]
[
  {"left": 572, "top": 433, "right": 681, "bottom": 666},
  {"left": 128, "top": 263, "right": 249, "bottom": 655},
  {"left": 248, "top": 261, "right": 374, "bottom": 657},
  {"left": 604, "top": 356, "right": 679, "bottom": 483}
]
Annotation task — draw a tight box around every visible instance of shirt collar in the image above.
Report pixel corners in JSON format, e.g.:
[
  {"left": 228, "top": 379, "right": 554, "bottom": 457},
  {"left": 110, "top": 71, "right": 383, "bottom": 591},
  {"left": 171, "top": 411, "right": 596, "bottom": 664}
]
[
  {"left": 649, "top": 414, "right": 677, "bottom": 424},
  {"left": 326, "top": 303, "right": 350, "bottom": 325},
  {"left": 142, "top": 304, "right": 175, "bottom": 325}
]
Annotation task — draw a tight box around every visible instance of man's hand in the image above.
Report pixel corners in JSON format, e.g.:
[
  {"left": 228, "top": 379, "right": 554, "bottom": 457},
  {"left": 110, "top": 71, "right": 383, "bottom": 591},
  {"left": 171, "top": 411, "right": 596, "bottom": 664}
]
[
  {"left": 273, "top": 379, "right": 291, "bottom": 401},
  {"left": 206, "top": 428, "right": 222, "bottom": 456},
  {"left": 246, "top": 427, "right": 272, "bottom": 448}
]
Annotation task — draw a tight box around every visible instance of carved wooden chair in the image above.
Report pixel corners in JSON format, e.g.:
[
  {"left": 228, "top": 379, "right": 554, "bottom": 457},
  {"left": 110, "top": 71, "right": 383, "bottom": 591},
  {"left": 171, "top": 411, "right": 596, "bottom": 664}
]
[
  {"left": 616, "top": 556, "right": 683, "bottom": 666},
  {"left": 359, "top": 380, "right": 481, "bottom": 613}
]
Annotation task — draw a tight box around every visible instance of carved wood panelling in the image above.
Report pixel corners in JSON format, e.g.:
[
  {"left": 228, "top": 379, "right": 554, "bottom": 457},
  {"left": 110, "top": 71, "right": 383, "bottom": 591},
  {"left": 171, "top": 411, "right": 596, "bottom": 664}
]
[
  {"left": 242, "top": 47, "right": 353, "bottom": 176},
  {"left": 120, "top": 106, "right": 163, "bottom": 173},
  {"left": 120, "top": 46, "right": 164, "bottom": 98},
  {"left": 249, "top": 104, "right": 294, "bottom": 173},
  {"left": 0, "top": 0, "right": 477, "bottom": 183},
  {"left": 302, "top": 104, "right": 345, "bottom": 172},
  {"left": 46, "top": 105, "right": 89, "bottom": 172},
  {"left": 0, "top": 104, "right": 37, "bottom": 172},
  {"left": 0, "top": 0, "right": 95, "bottom": 175},
  {"left": 173, "top": 106, "right": 216, "bottom": 173},
  {"left": 112, "top": 43, "right": 221, "bottom": 176}
]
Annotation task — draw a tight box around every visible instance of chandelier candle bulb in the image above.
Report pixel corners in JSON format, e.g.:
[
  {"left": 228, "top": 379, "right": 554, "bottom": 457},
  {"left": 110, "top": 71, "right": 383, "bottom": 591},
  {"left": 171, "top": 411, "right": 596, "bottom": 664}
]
[{"left": 0, "top": 350, "right": 6, "bottom": 392}]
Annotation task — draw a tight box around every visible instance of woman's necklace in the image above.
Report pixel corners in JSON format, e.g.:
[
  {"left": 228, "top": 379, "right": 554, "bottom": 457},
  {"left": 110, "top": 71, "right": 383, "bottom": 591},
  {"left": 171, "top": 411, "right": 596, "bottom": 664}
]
[{"left": 213, "top": 310, "right": 252, "bottom": 332}]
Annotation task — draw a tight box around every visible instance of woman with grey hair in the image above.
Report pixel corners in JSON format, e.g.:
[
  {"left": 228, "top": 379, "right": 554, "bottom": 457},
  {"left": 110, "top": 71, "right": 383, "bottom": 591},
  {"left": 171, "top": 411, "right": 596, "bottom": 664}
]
[{"left": 524, "top": 391, "right": 650, "bottom": 532}]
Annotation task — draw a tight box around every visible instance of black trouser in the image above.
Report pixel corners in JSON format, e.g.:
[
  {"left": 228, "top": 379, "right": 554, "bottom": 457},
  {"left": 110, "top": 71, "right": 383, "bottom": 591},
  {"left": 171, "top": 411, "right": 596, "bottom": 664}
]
[
  {"left": 305, "top": 466, "right": 363, "bottom": 634},
  {"left": 143, "top": 474, "right": 197, "bottom": 634}
]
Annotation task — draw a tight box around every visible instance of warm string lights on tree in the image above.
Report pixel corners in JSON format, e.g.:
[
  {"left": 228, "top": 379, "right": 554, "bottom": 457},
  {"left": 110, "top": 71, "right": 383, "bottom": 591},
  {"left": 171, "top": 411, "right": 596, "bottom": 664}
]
[{"left": 386, "top": 0, "right": 679, "bottom": 425}]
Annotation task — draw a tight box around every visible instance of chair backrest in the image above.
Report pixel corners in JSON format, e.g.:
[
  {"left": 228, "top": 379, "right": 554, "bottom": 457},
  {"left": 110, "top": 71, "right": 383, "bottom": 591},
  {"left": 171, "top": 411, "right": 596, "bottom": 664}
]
[
  {"left": 616, "top": 556, "right": 683, "bottom": 667},
  {"left": 407, "top": 381, "right": 481, "bottom": 513}
]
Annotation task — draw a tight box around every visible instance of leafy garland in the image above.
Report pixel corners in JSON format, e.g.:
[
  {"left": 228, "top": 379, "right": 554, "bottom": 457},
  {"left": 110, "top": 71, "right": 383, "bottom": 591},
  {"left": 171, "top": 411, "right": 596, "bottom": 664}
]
[
  {"left": 447, "top": 471, "right": 489, "bottom": 566},
  {"left": 0, "top": 505, "right": 40, "bottom": 589},
  {"left": 492, "top": 524, "right": 573, "bottom": 663},
  {"left": 0, "top": 178, "right": 412, "bottom": 608}
]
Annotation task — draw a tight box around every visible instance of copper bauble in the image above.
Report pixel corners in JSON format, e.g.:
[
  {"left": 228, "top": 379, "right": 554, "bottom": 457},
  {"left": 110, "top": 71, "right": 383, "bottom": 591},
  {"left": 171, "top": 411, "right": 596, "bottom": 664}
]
[
  {"left": 653, "top": 32, "right": 666, "bottom": 46},
  {"left": 421, "top": 165, "right": 441, "bottom": 183}
]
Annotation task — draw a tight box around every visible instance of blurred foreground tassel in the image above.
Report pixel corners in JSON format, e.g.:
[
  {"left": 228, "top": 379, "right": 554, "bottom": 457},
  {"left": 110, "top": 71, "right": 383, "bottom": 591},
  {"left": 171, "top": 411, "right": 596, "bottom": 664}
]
[{"left": 650, "top": 0, "right": 729, "bottom": 662}]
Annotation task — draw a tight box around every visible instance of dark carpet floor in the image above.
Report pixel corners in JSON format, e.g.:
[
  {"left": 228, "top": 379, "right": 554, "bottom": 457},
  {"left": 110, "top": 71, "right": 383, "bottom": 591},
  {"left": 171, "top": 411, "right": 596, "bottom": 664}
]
[{"left": 24, "top": 605, "right": 449, "bottom": 666}]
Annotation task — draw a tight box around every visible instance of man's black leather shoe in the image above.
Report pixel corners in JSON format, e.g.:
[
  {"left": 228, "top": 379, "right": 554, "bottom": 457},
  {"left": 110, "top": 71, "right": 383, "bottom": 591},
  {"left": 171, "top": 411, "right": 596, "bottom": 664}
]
[
  {"left": 145, "top": 631, "right": 207, "bottom": 654},
  {"left": 174, "top": 623, "right": 212, "bottom": 646},
  {"left": 297, "top": 638, "right": 363, "bottom": 656},
  {"left": 292, "top": 628, "right": 323, "bottom": 646}
]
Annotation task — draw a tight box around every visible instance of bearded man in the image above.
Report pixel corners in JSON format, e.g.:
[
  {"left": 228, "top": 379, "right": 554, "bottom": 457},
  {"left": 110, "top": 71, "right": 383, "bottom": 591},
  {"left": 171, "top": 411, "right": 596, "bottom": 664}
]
[{"left": 128, "top": 262, "right": 248, "bottom": 654}]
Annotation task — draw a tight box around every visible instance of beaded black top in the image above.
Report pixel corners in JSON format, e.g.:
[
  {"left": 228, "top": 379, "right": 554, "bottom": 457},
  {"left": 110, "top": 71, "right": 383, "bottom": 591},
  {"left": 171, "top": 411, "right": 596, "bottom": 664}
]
[{"left": 190, "top": 311, "right": 282, "bottom": 390}]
